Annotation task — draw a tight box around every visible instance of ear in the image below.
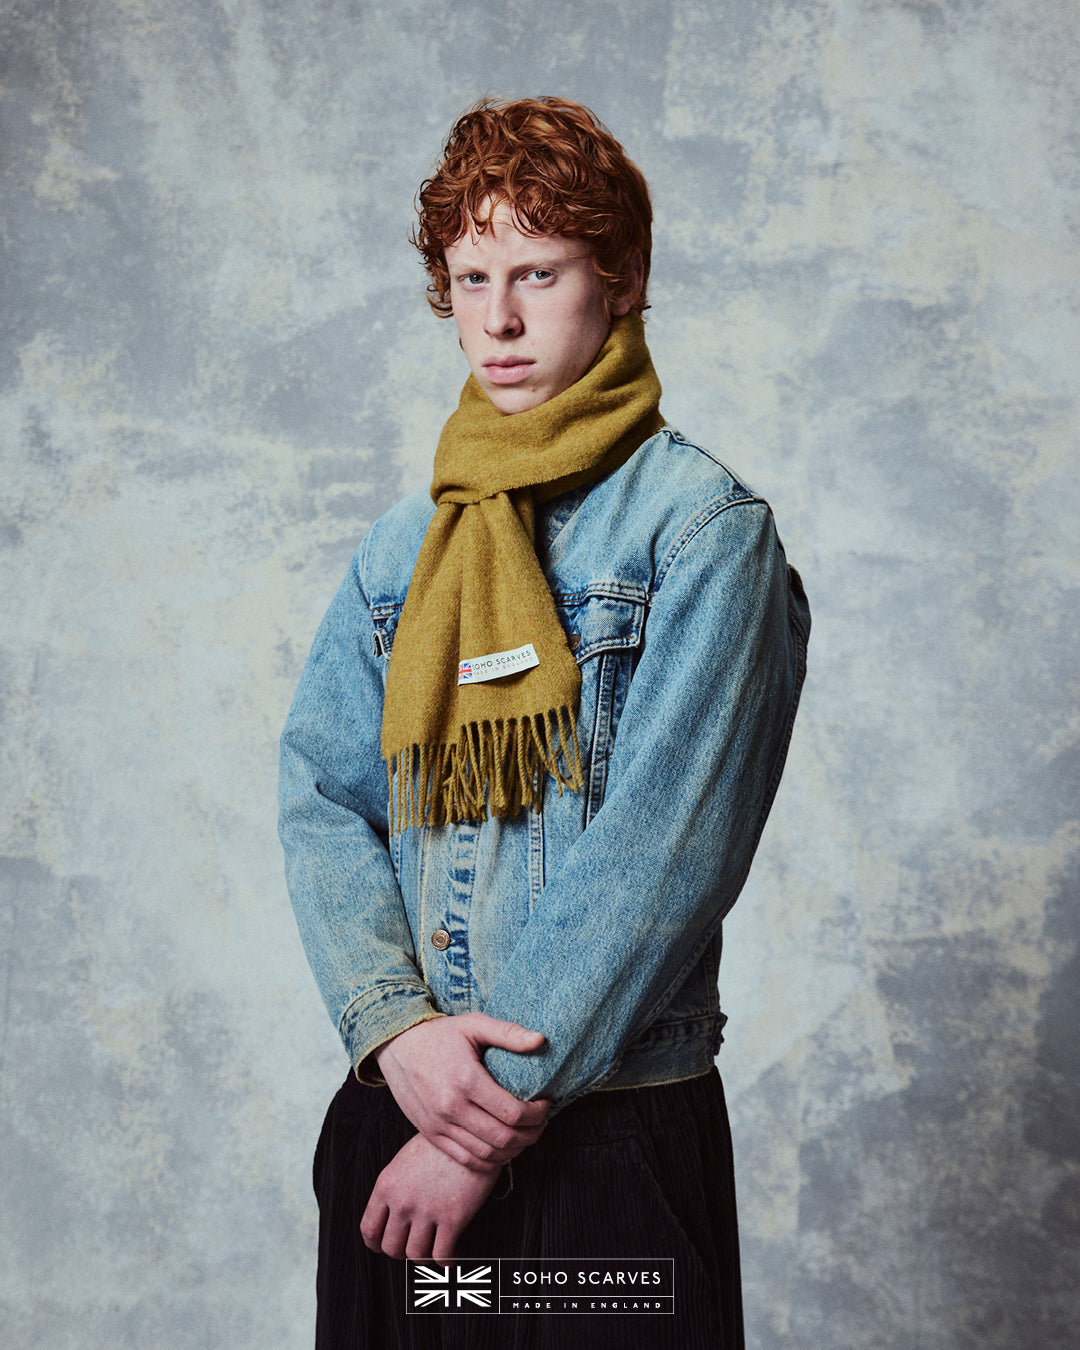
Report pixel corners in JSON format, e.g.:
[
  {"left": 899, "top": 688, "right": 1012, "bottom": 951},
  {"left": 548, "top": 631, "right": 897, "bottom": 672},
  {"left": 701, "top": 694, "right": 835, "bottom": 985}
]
[{"left": 608, "top": 248, "right": 645, "bottom": 318}]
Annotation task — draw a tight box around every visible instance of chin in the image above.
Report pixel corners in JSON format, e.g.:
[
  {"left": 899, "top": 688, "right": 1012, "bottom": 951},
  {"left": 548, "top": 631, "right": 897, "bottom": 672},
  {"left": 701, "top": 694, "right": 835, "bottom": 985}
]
[{"left": 487, "top": 387, "right": 548, "bottom": 415}]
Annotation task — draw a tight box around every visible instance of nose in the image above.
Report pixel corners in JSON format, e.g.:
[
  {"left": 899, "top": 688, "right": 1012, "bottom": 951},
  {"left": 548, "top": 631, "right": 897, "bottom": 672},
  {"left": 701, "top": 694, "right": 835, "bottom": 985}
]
[{"left": 483, "top": 284, "right": 523, "bottom": 339}]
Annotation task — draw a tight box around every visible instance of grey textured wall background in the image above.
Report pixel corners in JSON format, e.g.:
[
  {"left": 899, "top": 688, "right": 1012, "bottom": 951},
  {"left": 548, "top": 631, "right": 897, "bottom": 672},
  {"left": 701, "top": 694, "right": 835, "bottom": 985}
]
[{"left": 2, "top": 1, "right": 1078, "bottom": 1346}]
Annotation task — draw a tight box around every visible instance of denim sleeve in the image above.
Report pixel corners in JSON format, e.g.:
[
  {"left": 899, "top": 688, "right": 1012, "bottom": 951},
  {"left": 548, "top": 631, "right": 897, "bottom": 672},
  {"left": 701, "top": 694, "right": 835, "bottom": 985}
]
[
  {"left": 481, "top": 497, "right": 808, "bottom": 1105},
  {"left": 277, "top": 540, "right": 441, "bottom": 1076}
]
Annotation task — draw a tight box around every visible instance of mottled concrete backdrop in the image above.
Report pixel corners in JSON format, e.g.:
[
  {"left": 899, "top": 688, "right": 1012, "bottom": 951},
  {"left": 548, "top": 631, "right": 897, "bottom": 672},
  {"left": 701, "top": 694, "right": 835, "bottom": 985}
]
[{"left": 1, "top": 1, "right": 1077, "bottom": 1346}]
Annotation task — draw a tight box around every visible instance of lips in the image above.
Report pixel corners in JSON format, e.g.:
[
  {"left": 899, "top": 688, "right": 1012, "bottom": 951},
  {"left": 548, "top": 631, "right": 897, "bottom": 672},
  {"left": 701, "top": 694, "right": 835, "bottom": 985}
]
[{"left": 483, "top": 357, "right": 535, "bottom": 385}]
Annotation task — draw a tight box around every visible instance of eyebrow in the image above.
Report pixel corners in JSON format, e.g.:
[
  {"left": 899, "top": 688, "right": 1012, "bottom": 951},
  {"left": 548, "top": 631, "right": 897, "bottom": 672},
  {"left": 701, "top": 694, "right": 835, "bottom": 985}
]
[{"left": 449, "top": 254, "right": 591, "bottom": 274}]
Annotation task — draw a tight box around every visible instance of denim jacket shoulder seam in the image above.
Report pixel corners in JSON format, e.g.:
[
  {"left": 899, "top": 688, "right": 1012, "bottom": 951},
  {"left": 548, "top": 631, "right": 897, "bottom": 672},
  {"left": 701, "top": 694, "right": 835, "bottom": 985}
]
[{"left": 651, "top": 491, "right": 769, "bottom": 597}]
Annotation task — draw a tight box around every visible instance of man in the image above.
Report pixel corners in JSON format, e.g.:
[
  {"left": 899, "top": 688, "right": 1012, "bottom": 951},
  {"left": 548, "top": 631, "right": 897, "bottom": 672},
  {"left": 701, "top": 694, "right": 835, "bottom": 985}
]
[{"left": 279, "top": 96, "right": 809, "bottom": 1348}]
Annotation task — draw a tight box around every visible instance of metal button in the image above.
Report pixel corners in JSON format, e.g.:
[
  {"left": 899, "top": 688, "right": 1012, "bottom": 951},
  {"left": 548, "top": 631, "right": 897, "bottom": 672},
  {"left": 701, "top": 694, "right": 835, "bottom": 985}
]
[
  {"left": 568, "top": 632, "right": 581, "bottom": 651},
  {"left": 430, "top": 929, "right": 451, "bottom": 951}
]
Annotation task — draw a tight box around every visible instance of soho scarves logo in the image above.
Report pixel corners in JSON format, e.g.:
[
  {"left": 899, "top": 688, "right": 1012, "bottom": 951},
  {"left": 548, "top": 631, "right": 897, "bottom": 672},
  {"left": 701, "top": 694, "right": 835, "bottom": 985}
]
[{"left": 406, "top": 1258, "right": 674, "bottom": 1315}]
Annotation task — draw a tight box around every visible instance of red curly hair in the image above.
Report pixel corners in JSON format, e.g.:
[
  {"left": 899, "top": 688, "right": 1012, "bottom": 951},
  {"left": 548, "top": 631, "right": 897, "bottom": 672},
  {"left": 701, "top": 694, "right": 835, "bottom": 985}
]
[{"left": 413, "top": 97, "right": 652, "bottom": 318}]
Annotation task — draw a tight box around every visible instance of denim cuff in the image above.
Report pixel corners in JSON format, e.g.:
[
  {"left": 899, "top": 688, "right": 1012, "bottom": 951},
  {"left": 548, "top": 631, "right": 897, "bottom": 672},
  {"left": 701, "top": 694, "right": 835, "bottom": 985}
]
[{"left": 339, "top": 986, "right": 445, "bottom": 1084}]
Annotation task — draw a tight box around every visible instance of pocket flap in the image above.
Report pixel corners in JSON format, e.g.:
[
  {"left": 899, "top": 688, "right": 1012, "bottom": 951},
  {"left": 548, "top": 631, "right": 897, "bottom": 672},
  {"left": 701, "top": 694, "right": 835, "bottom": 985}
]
[{"left": 555, "top": 586, "right": 647, "bottom": 662}]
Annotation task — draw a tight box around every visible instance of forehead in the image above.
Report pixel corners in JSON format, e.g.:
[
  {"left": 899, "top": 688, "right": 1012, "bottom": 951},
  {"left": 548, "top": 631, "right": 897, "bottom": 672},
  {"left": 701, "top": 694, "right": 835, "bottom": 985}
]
[{"left": 444, "top": 201, "right": 586, "bottom": 266}]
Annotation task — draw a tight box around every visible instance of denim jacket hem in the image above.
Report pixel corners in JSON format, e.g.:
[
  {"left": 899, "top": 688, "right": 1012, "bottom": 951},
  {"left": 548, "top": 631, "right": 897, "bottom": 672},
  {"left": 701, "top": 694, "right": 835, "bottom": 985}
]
[{"left": 584, "top": 1011, "right": 726, "bottom": 1097}]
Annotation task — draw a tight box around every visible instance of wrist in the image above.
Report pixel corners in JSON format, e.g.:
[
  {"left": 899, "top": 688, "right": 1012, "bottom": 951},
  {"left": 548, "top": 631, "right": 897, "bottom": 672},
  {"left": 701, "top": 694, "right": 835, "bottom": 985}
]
[{"left": 368, "top": 1012, "right": 446, "bottom": 1076}]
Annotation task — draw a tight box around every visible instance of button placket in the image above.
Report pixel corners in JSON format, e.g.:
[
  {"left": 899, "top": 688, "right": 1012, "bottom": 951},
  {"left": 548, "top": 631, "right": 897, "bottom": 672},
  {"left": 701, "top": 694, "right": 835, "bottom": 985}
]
[{"left": 436, "top": 822, "right": 477, "bottom": 1008}]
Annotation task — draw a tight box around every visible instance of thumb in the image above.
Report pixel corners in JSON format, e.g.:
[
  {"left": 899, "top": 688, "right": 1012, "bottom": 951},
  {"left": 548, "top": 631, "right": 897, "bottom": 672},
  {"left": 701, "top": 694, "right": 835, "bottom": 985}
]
[{"left": 472, "top": 1015, "right": 546, "bottom": 1052}]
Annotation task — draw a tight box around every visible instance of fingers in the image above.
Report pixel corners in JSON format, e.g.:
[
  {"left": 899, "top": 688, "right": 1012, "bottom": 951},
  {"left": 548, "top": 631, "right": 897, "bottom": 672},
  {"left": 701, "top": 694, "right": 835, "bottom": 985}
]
[
  {"left": 447, "top": 1076, "right": 548, "bottom": 1136},
  {"left": 404, "top": 1219, "right": 437, "bottom": 1262},
  {"left": 430, "top": 1110, "right": 548, "bottom": 1169},
  {"left": 425, "top": 1120, "right": 516, "bottom": 1170},
  {"left": 379, "top": 1214, "right": 448, "bottom": 1263},
  {"left": 360, "top": 1194, "right": 389, "bottom": 1253},
  {"left": 431, "top": 1221, "right": 460, "bottom": 1264},
  {"left": 434, "top": 1096, "right": 549, "bottom": 1163},
  {"left": 362, "top": 1176, "right": 434, "bottom": 1260},
  {"left": 466, "top": 1070, "right": 549, "bottom": 1131},
  {"left": 465, "top": 1014, "right": 547, "bottom": 1055}
]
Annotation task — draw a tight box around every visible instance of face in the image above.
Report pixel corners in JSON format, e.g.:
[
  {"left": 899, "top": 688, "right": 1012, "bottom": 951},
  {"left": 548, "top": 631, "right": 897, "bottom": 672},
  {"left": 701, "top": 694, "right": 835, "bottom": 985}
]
[{"left": 444, "top": 202, "right": 634, "bottom": 415}]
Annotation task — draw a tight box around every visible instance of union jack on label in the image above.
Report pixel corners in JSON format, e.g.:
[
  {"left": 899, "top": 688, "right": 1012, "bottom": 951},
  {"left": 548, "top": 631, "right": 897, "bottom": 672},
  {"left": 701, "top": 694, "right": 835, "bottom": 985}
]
[{"left": 410, "top": 1263, "right": 494, "bottom": 1310}]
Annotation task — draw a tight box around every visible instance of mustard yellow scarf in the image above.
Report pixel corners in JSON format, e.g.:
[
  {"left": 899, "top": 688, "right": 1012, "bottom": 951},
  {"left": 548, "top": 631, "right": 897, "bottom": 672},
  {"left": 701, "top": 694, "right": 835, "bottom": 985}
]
[{"left": 381, "top": 312, "right": 663, "bottom": 831}]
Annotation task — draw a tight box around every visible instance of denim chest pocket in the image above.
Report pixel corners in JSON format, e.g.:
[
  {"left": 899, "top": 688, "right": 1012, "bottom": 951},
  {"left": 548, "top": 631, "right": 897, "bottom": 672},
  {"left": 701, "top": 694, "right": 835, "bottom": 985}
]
[{"left": 556, "top": 585, "right": 647, "bottom": 824}]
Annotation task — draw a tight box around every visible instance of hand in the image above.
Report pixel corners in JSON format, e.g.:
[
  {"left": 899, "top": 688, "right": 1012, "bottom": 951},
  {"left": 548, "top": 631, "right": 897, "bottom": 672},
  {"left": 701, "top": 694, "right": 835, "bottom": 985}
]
[
  {"left": 374, "top": 1013, "right": 550, "bottom": 1169},
  {"left": 360, "top": 1133, "right": 501, "bottom": 1262}
]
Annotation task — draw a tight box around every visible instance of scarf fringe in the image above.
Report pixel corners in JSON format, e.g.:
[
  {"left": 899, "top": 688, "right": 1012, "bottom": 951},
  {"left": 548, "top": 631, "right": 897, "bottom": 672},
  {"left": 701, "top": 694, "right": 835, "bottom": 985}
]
[{"left": 386, "top": 707, "right": 583, "bottom": 834}]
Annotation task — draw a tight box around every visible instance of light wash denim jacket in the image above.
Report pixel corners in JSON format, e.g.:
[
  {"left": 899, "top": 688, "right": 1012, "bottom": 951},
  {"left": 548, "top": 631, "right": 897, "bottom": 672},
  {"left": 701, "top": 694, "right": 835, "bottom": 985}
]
[{"left": 279, "top": 427, "right": 809, "bottom": 1107}]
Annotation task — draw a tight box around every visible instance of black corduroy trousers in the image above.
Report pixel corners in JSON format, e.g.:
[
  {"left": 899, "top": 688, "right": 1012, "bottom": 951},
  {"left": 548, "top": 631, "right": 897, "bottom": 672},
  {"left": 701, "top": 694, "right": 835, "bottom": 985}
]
[{"left": 312, "top": 1068, "right": 744, "bottom": 1349}]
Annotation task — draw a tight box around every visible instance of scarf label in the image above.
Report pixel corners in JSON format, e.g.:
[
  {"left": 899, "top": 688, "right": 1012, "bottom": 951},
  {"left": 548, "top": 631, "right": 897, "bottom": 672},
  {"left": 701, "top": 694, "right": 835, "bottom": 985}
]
[{"left": 458, "top": 643, "right": 540, "bottom": 685}]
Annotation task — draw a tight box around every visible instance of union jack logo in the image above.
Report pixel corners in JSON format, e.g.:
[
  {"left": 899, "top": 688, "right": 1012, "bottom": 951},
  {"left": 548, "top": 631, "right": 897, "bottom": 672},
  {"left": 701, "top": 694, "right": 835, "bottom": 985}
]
[
  {"left": 458, "top": 661, "right": 473, "bottom": 681},
  {"left": 410, "top": 1262, "right": 493, "bottom": 1310}
]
